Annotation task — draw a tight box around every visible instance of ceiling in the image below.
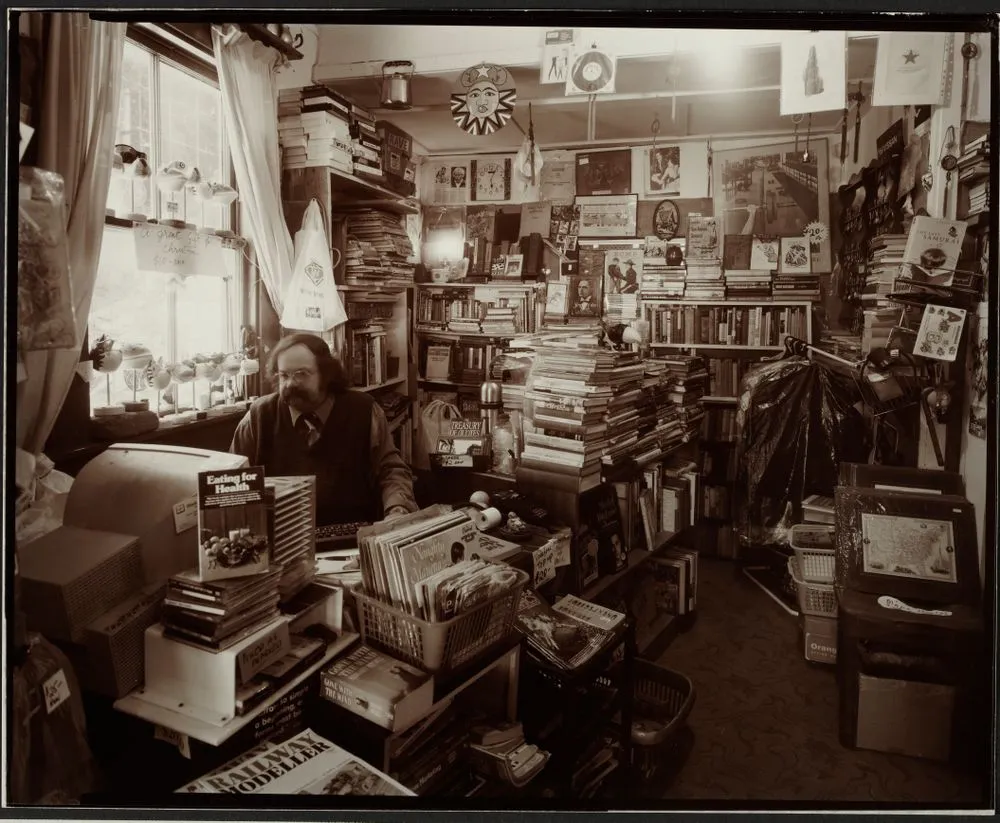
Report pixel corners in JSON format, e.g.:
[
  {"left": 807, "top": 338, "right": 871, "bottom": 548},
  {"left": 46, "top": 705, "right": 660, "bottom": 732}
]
[{"left": 314, "top": 29, "right": 880, "bottom": 156}]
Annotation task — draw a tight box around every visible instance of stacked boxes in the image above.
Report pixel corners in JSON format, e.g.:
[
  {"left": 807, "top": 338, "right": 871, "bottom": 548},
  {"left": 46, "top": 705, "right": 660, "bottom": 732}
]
[
  {"left": 278, "top": 85, "right": 354, "bottom": 173},
  {"left": 376, "top": 119, "right": 416, "bottom": 197}
]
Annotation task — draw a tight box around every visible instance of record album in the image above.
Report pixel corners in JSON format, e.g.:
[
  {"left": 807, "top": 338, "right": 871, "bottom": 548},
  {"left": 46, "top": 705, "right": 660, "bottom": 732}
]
[{"left": 566, "top": 47, "right": 616, "bottom": 95}]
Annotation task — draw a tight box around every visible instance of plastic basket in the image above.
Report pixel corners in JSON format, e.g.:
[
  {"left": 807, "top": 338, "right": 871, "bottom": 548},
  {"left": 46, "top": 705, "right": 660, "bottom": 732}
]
[
  {"left": 628, "top": 659, "right": 696, "bottom": 781},
  {"left": 354, "top": 569, "right": 528, "bottom": 675},
  {"left": 787, "top": 556, "right": 837, "bottom": 617},
  {"left": 789, "top": 524, "right": 836, "bottom": 584}
]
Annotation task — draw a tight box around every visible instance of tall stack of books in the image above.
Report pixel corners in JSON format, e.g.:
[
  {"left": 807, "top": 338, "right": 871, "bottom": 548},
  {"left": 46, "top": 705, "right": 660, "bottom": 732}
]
[
  {"left": 864, "top": 233, "right": 907, "bottom": 309},
  {"left": 640, "top": 238, "right": 687, "bottom": 299},
  {"left": 642, "top": 361, "right": 687, "bottom": 455},
  {"left": 350, "top": 101, "right": 384, "bottom": 183},
  {"left": 657, "top": 354, "right": 708, "bottom": 441},
  {"left": 722, "top": 234, "right": 772, "bottom": 300},
  {"left": 684, "top": 216, "right": 724, "bottom": 299},
  {"left": 344, "top": 209, "right": 415, "bottom": 287},
  {"left": 958, "top": 132, "right": 989, "bottom": 186},
  {"left": 162, "top": 567, "right": 282, "bottom": 651},
  {"left": 283, "top": 85, "right": 354, "bottom": 172},
  {"left": 861, "top": 307, "right": 900, "bottom": 356},
  {"left": 965, "top": 179, "right": 990, "bottom": 218},
  {"left": 343, "top": 237, "right": 384, "bottom": 286},
  {"left": 481, "top": 306, "right": 518, "bottom": 337},
  {"left": 277, "top": 88, "right": 305, "bottom": 164}
]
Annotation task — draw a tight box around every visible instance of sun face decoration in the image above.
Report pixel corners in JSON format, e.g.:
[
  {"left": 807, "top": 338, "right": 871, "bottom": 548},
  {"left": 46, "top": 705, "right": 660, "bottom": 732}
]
[{"left": 451, "top": 63, "right": 517, "bottom": 136}]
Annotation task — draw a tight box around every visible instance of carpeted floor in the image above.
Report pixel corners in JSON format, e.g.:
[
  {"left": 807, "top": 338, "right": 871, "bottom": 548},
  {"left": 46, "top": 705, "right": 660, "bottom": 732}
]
[{"left": 651, "top": 557, "right": 988, "bottom": 807}]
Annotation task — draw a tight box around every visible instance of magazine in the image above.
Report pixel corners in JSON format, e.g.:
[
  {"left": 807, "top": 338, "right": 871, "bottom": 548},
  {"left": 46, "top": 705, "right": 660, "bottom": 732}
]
[
  {"left": 901, "top": 216, "right": 967, "bottom": 287},
  {"left": 197, "top": 466, "right": 270, "bottom": 582},
  {"left": 176, "top": 728, "right": 413, "bottom": 795},
  {"left": 515, "top": 588, "right": 622, "bottom": 670}
]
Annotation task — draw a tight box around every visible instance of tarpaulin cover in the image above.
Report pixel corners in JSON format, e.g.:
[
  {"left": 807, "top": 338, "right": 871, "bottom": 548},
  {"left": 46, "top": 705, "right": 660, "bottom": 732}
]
[{"left": 735, "top": 356, "right": 869, "bottom": 548}]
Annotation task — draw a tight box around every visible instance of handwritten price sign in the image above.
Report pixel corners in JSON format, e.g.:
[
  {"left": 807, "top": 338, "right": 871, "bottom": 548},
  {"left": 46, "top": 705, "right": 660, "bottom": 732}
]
[
  {"left": 134, "top": 224, "right": 225, "bottom": 277},
  {"left": 42, "top": 669, "right": 71, "bottom": 714}
]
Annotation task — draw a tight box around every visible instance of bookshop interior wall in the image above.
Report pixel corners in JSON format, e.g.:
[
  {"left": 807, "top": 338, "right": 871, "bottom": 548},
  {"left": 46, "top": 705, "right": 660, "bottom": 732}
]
[{"left": 10, "top": 13, "right": 997, "bottom": 809}]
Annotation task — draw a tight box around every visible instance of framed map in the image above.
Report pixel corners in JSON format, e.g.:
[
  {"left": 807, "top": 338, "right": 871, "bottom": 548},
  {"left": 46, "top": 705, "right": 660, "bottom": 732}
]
[{"left": 860, "top": 513, "right": 956, "bottom": 583}]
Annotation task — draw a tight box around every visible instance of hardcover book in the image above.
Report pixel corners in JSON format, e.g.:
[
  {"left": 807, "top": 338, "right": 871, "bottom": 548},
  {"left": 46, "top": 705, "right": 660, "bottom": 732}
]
[
  {"left": 901, "top": 216, "right": 967, "bottom": 287},
  {"left": 196, "top": 466, "right": 270, "bottom": 582},
  {"left": 722, "top": 234, "right": 753, "bottom": 270},
  {"left": 320, "top": 643, "right": 434, "bottom": 733}
]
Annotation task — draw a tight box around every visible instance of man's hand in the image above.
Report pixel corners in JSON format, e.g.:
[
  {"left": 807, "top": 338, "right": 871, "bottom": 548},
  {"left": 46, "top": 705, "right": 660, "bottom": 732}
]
[{"left": 382, "top": 506, "right": 410, "bottom": 522}]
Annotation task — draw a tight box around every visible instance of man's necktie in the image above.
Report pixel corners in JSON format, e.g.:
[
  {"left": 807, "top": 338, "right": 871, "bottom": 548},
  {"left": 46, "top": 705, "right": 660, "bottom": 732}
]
[{"left": 295, "top": 413, "right": 321, "bottom": 448}]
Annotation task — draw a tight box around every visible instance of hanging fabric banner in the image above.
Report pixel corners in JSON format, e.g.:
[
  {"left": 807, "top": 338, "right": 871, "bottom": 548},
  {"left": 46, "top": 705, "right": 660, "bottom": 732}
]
[
  {"left": 872, "top": 32, "right": 950, "bottom": 106},
  {"left": 780, "top": 30, "right": 847, "bottom": 115},
  {"left": 279, "top": 199, "right": 347, "bottom": 332}
]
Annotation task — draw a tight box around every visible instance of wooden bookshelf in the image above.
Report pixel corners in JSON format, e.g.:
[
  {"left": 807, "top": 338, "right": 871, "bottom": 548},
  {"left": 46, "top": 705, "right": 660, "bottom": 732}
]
[
  {"left": 327, "top": 166, "right": 419, "bottom": 214},
  {"left": 357, "top": 375, "right": 407, "bottom": 393}
]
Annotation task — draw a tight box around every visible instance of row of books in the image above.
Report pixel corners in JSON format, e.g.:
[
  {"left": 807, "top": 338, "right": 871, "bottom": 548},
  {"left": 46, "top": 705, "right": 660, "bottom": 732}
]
[
  {"left": 345, "top": 323, "right": 390, "bottom": 389},
  {"left": 702, "top": 406, "right": 739, "bottom": 442},
  {"left": 421, "top": 339, "right": 516, "bottom": 385},
  {"left": 646, "top": 547, "right": 698, "bottom": 618},
  {"left": 647, "top": 304, "right": 809, "bottom": 347},
  {"left": 705, "top": 356, "right": 756, "bottom": 398},
  {"left": 701, "top": 483, "right": 733, "bottom": 521},
  {"left": 415, "top": 287, "right": 538, "bottom": 336}
]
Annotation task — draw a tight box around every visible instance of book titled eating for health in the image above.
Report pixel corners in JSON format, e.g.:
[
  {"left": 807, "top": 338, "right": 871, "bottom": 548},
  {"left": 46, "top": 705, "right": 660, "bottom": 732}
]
[{"left": 197, "top": 466, "right": 270, "bottom": 582}]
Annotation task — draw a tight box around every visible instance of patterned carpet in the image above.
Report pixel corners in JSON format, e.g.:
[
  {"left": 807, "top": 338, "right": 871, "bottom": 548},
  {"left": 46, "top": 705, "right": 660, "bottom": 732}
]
[{"left": 649, "top": 557, "right": 988, "bottom": 808}]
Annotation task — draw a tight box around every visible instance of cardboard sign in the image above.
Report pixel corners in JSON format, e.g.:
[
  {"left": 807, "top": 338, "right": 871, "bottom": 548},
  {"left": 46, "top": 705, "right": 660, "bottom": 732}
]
[
  {"left": 42, "top": 669, "right": 71, "bottom": 714},
  {"left": 532, "top": 540, "right": 559, "bottom": 587},
  {"left": 134, "top": 223, "right": 225, "bottom": 277},
  {"left": 155, "top": 724, "right": 192, "bottom": 759}
]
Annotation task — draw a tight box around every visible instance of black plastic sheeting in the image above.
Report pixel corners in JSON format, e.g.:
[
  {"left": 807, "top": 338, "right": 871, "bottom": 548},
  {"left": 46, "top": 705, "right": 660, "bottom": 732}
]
[{"left": 735, "top": 356, "right": 870, "bottom": 549}]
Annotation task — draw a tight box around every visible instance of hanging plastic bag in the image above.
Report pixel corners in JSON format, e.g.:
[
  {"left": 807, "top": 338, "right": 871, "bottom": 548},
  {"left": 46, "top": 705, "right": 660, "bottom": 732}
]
[
  {"left": 414, "top": 398, "right": 463, "bottom": 471},
  {"left": 280, "top": 199, "right": 347, "bottom": 332}
]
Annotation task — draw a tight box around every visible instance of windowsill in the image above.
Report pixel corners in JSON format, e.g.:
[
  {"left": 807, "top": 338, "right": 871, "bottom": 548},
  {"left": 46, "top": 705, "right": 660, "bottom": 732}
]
[{"left": 104, "top": 213, "right": 248, "bottom": 249}]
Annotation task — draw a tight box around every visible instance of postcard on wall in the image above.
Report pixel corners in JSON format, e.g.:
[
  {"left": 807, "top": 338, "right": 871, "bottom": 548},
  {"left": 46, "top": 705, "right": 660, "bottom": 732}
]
[
  {"left": 901, "top": 215, "right": 967, "bottom": 287},
  {"left": 872, "top": 32, "right": 950, "bottom": 106},
  {"left": 575, "top": 149, "right": 631, "bottom": 197},
  {"left": 430, "top": 162, "right": 470, "bottom": 204},
  {"left": 779, "top": 236, "right": 812, "bottom": 274},
  {"left": 197, "top": 466, "right": 270, "bottom": 582},
  {"left": 540, "top": 151, "right": 576, "bottom": 204},
  {"left": 520, "top": 201, "right": 553, "bottom": 238},
  {"left": 539, "top": 29, "right": 574, "bottom": 85},
  {"left": 779, "top": 30, "right": 847, "bottom": 115},
  {"left": 914, "top": 304, "right": 967, "bottom": 363},
  {"left": 645, "top": 146, "right": 681, "bottom": 196},
  {"left": 644, "top": 235, "right": 667, "bottom": 259},
  {"left": 860, "top": 512, "right": 957, "bottom": 583},
  {"left": 576, "top": 194, "right": 638, "bottom": 238}
]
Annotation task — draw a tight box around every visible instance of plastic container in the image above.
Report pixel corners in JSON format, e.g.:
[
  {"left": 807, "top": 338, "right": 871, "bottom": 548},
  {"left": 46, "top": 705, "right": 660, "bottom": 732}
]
[
  {"left": 787, "top": 555, "right": 837, "bottom": 617},
  {"left": 628, "top": 659, "right": 696, "bottom": 781},
  {"left": 354, "top": 568, "right": 528, "bottom": 675},
  {"left": 789, "top": 524, "right": 836, "bottom": 584}
]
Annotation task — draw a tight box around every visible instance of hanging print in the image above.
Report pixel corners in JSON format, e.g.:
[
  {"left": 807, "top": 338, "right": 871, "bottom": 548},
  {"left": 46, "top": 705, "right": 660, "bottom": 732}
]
[
  {"left": 540, "top": 29, "right": 574, "bottom": 85},
  {"left": 645, "top": 146, "right": 681, "bottom": 196},
  {"left": 451, "top": 63, "right": 517, "bottom": 136},
  {"left": 780, "top": 31, "right": 847, "bottom": 115},
  {"left": 872, "top": 32, "right": 950, "bottom": 106}
]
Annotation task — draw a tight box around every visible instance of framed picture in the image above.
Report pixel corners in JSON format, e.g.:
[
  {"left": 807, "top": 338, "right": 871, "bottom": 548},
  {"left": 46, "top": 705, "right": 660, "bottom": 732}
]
[
  {"left": 779, "top": 236, "right": 812, "bottom": 273},
  {"left": 567, "top": 273, "right": 601, "bottom": 318},
  {"left": 544, "top": 281, "right": 569, "bottom": 315},
  {"left": 645, "top": 146, "right": 681, "bottom": 195},
  {"left": 576, "top": 194, "right": 638, "bottom": 239},
  {"left": 712, "top": 139, "right": 831, "bottom": 272},
  {"left": 652, "top": 199, "right": 680, "bottom": 240},
  {"left": 575, "top": 149, "right": 631, "bottom": 196},
  {"left": 500, "top": 254, "right": 524, "bottom": 279}
]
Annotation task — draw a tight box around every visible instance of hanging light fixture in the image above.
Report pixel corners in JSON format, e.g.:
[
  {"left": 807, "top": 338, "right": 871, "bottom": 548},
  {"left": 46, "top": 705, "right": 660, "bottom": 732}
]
[{"left": 380, "top": 60, "right": 414, "bottom": 109}]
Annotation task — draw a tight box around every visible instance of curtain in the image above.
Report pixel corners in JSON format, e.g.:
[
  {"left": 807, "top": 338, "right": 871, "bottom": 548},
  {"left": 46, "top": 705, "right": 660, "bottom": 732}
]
[
  {"left": 213, "top": 25, "right": 294, "bottom": 316},
  {"left": 16, "top": 14, "right": 126, "bottom": 455}
]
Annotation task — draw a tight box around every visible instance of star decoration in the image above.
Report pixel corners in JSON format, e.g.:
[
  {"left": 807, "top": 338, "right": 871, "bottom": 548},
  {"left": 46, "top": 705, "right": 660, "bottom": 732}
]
[
  {"left": 475, "top": 64, "right": 490, "bottom": 78},
  {"left": 903, "top": 49, "right": 919, "bottom": 64}
]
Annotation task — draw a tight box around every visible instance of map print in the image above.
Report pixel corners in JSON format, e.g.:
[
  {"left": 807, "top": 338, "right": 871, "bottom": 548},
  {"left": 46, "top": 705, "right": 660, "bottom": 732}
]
[{"left": 860, "top": 513, "right": 956, "bottom": 582}]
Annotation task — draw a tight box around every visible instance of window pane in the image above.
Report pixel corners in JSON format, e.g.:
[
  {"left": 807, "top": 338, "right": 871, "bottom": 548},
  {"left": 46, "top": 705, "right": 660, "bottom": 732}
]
[
  {"left": 158, "top": 62, "right": 227, "bottom": 230},
  {"left": 107, "top": 42, "right": 153, "bottom": 219},
  {"left": 175, "top": 272, "right": 228, "bottom": 359},
  {"left": 89, "top": 228, "right": 170, "bottom": 411}
]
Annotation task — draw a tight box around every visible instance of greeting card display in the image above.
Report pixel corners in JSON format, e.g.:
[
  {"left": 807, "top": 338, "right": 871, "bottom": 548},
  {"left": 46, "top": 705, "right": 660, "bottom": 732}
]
[
  {"left": 834, "top": 486, "right": 980, "bottom": 607},
  {"left": 197, "top": 466, "right": 270, "bottom": 582}
]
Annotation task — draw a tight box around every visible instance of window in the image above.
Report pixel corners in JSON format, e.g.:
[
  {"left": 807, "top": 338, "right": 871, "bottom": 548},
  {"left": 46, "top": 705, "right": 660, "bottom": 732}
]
[{"left": 90, "top": 35, "right": 244, "bottom": 415}]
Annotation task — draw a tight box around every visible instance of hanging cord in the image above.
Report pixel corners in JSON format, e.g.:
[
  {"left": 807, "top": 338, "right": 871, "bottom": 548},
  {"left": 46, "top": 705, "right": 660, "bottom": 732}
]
[{"left": 706, "top": 138, "right": 712, "bottom": 198}]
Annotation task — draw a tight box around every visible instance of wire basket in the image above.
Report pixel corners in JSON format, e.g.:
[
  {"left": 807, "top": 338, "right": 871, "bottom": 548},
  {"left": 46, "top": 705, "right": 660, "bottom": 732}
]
[
  {"left": 787, "top": 556, "right": 837, "bottom": 617},
  {"left": 789, "top": 524, "right": 836, "bottom": 584},
  {"left": 354, "top": 569, "right": 528, "bottom": 676},
  {"left": 628, "top": 659, "right": 696, "bottom": 782}
]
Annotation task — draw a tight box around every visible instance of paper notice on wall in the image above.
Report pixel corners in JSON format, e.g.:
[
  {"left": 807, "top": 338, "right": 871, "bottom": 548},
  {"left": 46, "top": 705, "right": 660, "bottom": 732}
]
[
  {"left": 134, "top": 223, "right": 225, "bottom": 277},
  {"left": 540, "top": 29, "right": 574, "bottom": 85},
  {"left": 539, "top": 151, "right": 576, "bottom": 204}
]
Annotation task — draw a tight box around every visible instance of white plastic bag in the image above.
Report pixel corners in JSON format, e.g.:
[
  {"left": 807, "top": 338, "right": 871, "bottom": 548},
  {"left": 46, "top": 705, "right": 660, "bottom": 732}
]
[
  {"left": 414, "top": 398, "right": 463, "bottom": 471},
  {"left": 280, "top": 199, "right": 347, "bottom": 332}
]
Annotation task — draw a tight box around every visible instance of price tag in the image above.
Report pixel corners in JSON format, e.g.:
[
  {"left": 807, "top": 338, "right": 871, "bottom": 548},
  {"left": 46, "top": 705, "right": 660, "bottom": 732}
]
[
  {"left": 532, "top": 541, "right": 558, "bottom": 587},
  {"left": 172, "top": 494, "right": 198, "bottom": 534},
  {"left": 155, "top": 724, "right": 192, "bottom": 759},
  {"left": 42, "top": 669, "right": 71, "bottom": 714},
  {"left": 546, "top": 529, "right": 573, "bottom": 568}
]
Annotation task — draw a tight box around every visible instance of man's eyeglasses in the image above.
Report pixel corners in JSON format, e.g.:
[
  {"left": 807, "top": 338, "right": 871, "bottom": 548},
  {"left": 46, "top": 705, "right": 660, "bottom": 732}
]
[{"left": 276, "top": 368, "right": 316, "bottom": 383}]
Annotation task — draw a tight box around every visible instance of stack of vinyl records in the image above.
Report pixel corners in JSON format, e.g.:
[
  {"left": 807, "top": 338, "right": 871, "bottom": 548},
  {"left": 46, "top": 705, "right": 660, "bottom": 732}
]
[
  {"left": 162, "top": 567, "right": 283, "bottom": 651},
  {"left": 350, "top": 101, "right": 384, "bottom": 183},
  {"left": 266, "top": 476, "right": 318, "bottom": 602},
  {"left": 863, "top": 233, "right": 907, "bottom": 309},
  {"left": 344, "top": 210, "right": 415, "bottom": 286},
  {"left": 724, "top": 269, "right": 773, "bottom": 301}
]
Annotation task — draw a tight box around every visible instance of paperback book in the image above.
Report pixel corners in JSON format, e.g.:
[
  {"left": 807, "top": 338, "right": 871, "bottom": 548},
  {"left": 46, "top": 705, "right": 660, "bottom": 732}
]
[
  {"left": 197, "top": 466, "right": 270, "bottom": 582},
  {"left": 515, "top": 588, "right": 624, "bottom": 670},
  {"left": 901, "top": 216, "right": 967, "bottom": 287}
]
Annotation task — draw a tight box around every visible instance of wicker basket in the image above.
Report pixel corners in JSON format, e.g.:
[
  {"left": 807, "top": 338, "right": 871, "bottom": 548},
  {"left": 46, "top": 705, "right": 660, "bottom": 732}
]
[
  {"left": 789, "top": 524, "right": 836, "bottom": 584},
  {"left": 628, "top": 659, "right": 696, "bottom": 781},
  {"left": 354, "top": 568, "right": 528, "bottom": 675},
  {"left": 787, "top": 556, "right": 837, "bottom": 617}
]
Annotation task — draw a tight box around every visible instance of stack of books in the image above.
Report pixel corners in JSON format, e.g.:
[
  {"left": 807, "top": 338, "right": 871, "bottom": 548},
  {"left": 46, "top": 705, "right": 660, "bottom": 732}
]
[
  {"left": 277, "top": 88, "right": 305, "bottom": 161},
  {"left": 965, "top": 178, "right": 989, "bottom": 218},
  {"left": 350, "top": 101, "right": 384, "bottom": 183},
  {"left": 864, "top": 233, "right": 907, "bottom": 308},
  {"left": 640, "top": 237, "right": 686, "bottom": 299},
  {"left": 684, "top": 216, "right": 724, "bottom": 299},
  {"left": 344, "top": 209, "right": 415, "bottom": 287},
  {"left": 162, "top": 567, "right": 282, "bottom": 651},
  {"left": 958, "top": 133, "right": 989, "bottom": 184},
  {"left": 481, "top": 306, "right": 518, "bottom": 337},
  {"left": 771, "top": 272, "right": 820, "bottom": 301},
  {"left": 658, "top": 354, "right": 708, "bottom": 441},
  {"left": 861, "top": 307, "right": 900, "bottom": 356},
  {"left": 817, "top": 331, "right": 863, "bottom": 362},
  {"left": 390, "top": 703, "right": 475, "bottom": 795},
  {"left": 722, "top": 234, "right": 772, "bottom": 300},
  {"left": 280, "top": 85, "right": 355, "bottom": 172}
]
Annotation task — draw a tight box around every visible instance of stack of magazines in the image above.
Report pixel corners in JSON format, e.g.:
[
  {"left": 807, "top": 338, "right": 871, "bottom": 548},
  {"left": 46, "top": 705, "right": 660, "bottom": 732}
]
[
  {"left": 515, "top": 591, "right": 626, "bottom": 671},
  {"left": 357, "top": 506, "right": 522, "bottom": 622}
]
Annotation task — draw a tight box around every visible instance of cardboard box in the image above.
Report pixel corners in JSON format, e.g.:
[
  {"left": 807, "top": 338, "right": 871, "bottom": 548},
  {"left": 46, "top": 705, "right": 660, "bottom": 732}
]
[
  {"left": 855, "top": 674, "right": 955, "bottom": 761},
  {"left": 801, "top": 614, "right": 837, "bottom": 664}
]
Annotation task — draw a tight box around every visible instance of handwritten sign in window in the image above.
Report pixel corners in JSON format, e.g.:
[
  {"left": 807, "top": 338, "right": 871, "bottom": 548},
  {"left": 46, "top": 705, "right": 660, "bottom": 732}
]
[{"left": 134, "top": 224, "right": 226, "bottom": 277}]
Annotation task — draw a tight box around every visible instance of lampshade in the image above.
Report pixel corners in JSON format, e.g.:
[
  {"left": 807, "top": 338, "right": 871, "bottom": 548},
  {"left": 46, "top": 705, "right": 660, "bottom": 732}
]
[{"left": 381, "top": 60, "right": 414, "bottom": 110}]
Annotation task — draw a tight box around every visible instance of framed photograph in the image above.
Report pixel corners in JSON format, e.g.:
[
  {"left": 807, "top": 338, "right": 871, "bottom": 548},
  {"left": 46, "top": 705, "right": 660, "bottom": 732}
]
[
  {"left": 567, "top": 273, "right": 601, "bottom": 318},
  {"left": 500, "top": 254, "right": 524, "bottom": 280},
  {"left": 576, "top": 194, "right": 638, "bottom": 239},
  {"left": 575, "top": 149, "right": 631, "bottom": 196},
  {"left": 652, "top": 199, "right": 680, "bottom": 240},
  {"left": 834, "top": 486, "right": 981, "bottom": 606},
  {"left": 779, "top": 236, "right": 812, "bottom": 273},
  {"left": 645, "top": 146, "right": 681, "bottom": 195},
  {"left": 712, "top": 139, "right": 831, "bottom": 272}
]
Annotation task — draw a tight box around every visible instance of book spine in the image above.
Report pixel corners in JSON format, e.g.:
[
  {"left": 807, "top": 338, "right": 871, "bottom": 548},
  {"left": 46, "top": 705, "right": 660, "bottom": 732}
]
[{"left": 319, "top": 677, "right": 394, "bottom": 729}]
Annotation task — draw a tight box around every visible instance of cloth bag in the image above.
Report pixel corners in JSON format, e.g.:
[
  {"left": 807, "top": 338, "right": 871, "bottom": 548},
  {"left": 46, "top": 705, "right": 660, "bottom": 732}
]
[
  {"left": 414, "top": 398, "right": 463, "bottom": 471},
  {"left": 280, "top": 199, "right": 347, "bottom": 332}
]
